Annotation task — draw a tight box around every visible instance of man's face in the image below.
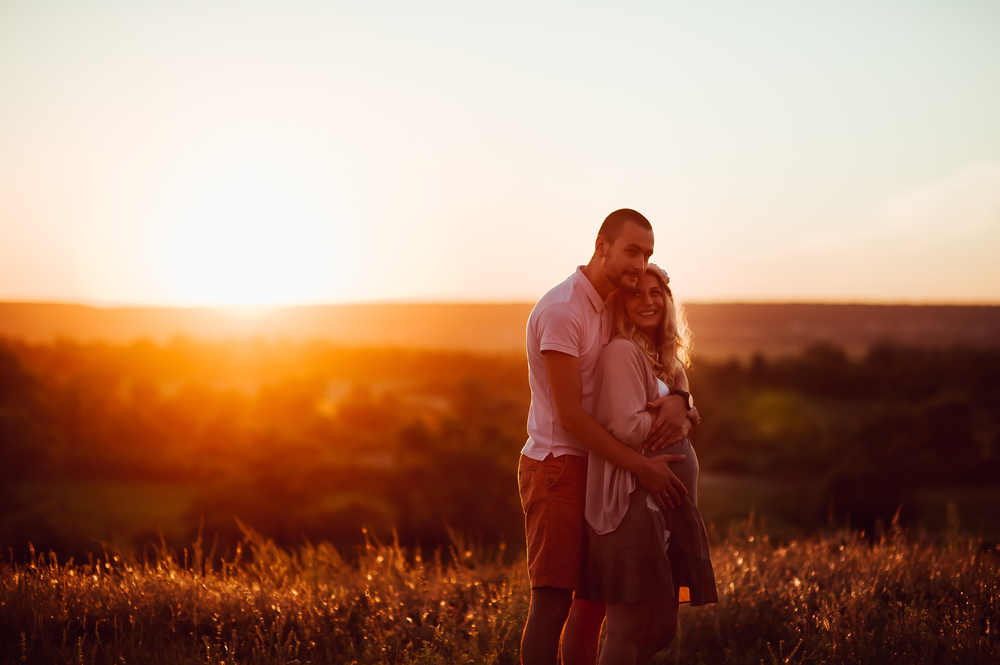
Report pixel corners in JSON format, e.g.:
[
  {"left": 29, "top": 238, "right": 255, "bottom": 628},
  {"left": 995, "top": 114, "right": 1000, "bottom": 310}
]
[{"left": 598, "top": 221, "right": 654, "bottom": 290}]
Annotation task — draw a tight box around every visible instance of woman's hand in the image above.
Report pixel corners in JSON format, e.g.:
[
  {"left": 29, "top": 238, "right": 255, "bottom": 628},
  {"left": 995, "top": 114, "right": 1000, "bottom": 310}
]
[{"left": 641, "top": 394, "right": 691, "bottom": 450}]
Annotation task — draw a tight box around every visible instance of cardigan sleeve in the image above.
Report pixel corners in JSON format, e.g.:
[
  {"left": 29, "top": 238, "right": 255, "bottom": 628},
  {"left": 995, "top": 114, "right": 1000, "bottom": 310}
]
[
  {"left": 585, "top": 338, "right": 657, "bottom": 535},
  {"left": 592, "top": 338, "right": 655, "bottom": 449}
]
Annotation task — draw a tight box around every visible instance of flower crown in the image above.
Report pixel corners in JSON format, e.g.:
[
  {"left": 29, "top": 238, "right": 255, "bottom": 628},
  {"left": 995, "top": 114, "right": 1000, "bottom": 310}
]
[{"left": 648, "top": 263, "right": 671, "bottom": 293}]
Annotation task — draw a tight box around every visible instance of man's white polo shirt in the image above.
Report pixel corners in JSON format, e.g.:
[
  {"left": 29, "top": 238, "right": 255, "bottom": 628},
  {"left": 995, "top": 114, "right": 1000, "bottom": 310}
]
[{"left": 521, "top": 266, "right": 611, "bottom": 461}]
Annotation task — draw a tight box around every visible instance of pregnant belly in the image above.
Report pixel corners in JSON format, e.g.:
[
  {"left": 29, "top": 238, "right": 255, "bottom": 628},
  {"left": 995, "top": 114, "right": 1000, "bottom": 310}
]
[{"left": 646, "top": 436, "right": 699, "bottom": 505}]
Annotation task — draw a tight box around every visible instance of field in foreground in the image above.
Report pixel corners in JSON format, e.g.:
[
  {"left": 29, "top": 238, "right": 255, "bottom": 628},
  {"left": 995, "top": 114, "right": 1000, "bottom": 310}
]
[{"left": 2, "top": 522, "right": 998, "bottom": 665}]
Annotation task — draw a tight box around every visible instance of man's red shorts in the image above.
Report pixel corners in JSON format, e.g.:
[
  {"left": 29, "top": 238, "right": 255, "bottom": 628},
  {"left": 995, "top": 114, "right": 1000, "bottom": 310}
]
[{"left": 518, "top": 453, "right": 588, "bottom": 591}]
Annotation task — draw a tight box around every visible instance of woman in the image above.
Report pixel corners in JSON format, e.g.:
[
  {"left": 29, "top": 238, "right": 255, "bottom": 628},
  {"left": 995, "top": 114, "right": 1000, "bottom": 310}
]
[{"left": 581, "top": 265, "right": 718, "bottom": 665}]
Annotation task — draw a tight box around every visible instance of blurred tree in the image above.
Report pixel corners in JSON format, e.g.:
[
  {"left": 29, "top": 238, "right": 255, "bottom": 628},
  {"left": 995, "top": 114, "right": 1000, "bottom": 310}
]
[{"left": 0, "top": 346, "right": 55, "bottom": 479}]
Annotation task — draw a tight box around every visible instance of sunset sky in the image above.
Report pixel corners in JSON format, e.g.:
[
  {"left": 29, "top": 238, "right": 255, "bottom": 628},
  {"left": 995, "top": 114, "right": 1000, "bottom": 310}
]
[{"left": 2, "top": 0, "right": 998, "bottom": 307}]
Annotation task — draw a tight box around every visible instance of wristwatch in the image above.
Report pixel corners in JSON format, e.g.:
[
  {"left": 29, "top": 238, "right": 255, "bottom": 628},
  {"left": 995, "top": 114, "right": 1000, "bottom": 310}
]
[{"left": 671, "top": 389, "right": 693, "bottom": 411}]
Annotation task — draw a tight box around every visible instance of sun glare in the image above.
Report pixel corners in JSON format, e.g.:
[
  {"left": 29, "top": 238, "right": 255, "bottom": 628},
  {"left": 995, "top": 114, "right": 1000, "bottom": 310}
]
[
  {"left": 215, "top": 305, "right": 283, "bottom": 321},
  {"left": 155, "top": 162, "right": 352, "bottom": 307}
]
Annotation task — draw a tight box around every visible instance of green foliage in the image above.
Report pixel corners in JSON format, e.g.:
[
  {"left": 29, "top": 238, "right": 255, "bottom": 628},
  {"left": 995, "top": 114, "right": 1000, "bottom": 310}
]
[
  {"left": 1, "top": 522, "right": 997, "bottom": 664},
  {"left": 1, "top": 339, "right": 529, "bottom": 558},
  {"left": 0, "top": 346, "right": 54, "bottom": 479},
  {"left": 687, "top": 343, "right": 1000, "bottom": 532},
  {"left": 3, "top": 337, "right": 1000, "bottom": 556}
]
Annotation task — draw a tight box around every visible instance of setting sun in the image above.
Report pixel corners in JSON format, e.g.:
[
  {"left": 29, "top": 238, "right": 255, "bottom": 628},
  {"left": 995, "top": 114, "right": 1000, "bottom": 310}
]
[
  {"left": 150, "top": 158, "right": 353, "bottom": 307},
  {"left": 1, "top": 1, "right": 998, "bottom": 306}
]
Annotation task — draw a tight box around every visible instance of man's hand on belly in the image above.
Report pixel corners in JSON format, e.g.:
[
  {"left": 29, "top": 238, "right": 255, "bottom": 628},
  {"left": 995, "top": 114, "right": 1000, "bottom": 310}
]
[{"left": 635, "top": 453, "right": 688, "bottom": 509}]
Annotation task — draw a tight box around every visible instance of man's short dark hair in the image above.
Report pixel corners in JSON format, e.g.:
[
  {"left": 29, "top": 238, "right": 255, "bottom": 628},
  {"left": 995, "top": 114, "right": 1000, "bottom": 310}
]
[{"left": 598, "top": 208, "right": 652, "bottom": 244}]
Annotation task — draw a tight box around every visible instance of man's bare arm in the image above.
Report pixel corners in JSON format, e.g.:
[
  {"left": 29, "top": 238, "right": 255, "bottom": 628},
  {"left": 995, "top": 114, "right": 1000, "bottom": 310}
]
[{"left": 543, "top": 350, "right": 687, "bottom": 508}]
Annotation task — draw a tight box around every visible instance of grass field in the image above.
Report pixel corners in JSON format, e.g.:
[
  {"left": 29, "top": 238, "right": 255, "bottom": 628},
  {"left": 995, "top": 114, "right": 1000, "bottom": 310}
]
[
  {"left": 14, "top": 476, "right": 1000, "bottom": 559},
  {"left": 2, "top": 520, "right": 997, "bottom": 664},
  {"left": 12, "top": 480, "right": 197, "bottom": 548}
]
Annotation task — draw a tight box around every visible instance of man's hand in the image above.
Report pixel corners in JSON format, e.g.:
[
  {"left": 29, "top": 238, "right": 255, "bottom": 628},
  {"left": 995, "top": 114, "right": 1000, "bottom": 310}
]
[
  {"left": 542, "top": 350, "right": 691, "bottom": 508},
  {"left": 641, "top": 394, "right": 691, "bottom": 451},
  {"left": 636, "top": 454, "right": 688, "bottom": 509}
]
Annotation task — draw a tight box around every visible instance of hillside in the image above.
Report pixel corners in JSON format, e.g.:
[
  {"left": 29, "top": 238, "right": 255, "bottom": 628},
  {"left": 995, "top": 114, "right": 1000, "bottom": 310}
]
[{"left": 2, "top": 301, "right": 999, "bottom": 357}]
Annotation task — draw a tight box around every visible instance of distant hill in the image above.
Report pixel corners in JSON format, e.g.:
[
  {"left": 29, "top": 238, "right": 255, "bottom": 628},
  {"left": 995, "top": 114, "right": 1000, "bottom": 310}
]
[
  {"left": 1, "top": 301, "right": 998, "bottom": 357},
  {"left": 686, "top": 303, "right": 1000, "bottom": 358}
]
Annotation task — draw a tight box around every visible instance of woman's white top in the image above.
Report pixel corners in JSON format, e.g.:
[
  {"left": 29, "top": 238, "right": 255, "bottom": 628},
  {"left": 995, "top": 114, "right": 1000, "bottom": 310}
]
[{"left": 656, "top": 377, "right": 670, "bottom": 399}]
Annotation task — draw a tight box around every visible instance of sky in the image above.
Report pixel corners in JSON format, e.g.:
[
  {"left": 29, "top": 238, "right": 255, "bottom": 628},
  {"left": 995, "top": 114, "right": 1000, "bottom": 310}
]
[{"left": 1, "top": 0, "right": 999, "bottom": 307}]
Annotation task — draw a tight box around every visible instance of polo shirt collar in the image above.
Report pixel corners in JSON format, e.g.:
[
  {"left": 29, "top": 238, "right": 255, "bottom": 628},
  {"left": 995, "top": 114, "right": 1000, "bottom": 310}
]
[{"left": 573, "top": 266, "right": 608, "bottom": 313}]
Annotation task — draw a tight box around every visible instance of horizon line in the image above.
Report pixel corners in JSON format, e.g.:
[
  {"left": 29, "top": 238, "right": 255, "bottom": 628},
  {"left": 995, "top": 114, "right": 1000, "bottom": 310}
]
[{"left": 2, "top": 298, "right": 999, "bottom": 309}]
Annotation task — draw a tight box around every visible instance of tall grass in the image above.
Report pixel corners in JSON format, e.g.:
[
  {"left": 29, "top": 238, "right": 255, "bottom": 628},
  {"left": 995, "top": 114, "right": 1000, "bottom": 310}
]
[
  {"left": 1, "top": 520, "right": 997, "bottom": 664},
  {"left": 667, "top": 519, "right": 999, "bottom": 664},
  {"left": 0, "top": 525, "right": 526, "bottom": 664}
]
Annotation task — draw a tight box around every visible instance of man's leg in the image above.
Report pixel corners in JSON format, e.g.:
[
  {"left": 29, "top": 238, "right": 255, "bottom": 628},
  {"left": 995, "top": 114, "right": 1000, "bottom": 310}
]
[
  {"left": 521, "top": 586, "right": 574, "bottom": 665},
  {"left": 560, "top": 597, "right": 605, "bottom": 665},
  {"left": 518, "top": 454, "right": 589, "bottom": 665}
]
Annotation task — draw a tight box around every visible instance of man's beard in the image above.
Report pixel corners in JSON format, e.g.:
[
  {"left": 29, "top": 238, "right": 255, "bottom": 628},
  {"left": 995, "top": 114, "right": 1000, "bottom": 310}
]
[{"left": 610, "top": 268, "right": 641, "bottom": 290}]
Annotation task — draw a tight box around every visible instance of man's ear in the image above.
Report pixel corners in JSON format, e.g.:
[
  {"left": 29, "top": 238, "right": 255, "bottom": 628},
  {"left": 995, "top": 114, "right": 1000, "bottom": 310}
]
[{"left": 595, "top": 234, "right": 609, "bottom": 257}]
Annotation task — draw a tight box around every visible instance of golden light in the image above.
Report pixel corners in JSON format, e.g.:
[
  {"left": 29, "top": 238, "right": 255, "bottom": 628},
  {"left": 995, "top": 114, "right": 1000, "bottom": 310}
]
[{"left": 153, "top": 159, "right": 353, "bottom": 307}]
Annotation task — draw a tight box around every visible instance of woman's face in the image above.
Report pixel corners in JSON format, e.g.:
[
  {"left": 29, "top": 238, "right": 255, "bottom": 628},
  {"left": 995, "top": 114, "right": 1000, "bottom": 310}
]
[{"left": 624, "top": 271, "right": 665, "bottom": 339}]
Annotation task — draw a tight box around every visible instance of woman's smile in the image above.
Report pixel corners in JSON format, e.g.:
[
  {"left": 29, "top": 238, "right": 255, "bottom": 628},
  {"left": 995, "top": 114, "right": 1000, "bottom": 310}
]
[{"left": 624, "top": 272, "right": 665, "bottom": 338}]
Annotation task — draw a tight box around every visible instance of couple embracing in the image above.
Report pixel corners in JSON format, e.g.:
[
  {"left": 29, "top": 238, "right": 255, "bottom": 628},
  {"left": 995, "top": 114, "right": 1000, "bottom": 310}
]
[{"left": 518, "top": 209, "right": 718, "bottom": 665}]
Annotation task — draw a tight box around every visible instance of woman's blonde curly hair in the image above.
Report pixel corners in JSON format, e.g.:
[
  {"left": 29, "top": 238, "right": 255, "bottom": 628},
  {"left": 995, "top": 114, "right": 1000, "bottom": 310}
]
[{"left": 609, "top": 264, "right": 692, "bottom": 386}]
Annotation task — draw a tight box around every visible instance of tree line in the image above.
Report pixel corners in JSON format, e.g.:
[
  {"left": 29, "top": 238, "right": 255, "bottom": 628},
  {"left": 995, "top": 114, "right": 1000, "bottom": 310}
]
[{"left": 1, "top": 337, "right": 998, "bottom": 558}]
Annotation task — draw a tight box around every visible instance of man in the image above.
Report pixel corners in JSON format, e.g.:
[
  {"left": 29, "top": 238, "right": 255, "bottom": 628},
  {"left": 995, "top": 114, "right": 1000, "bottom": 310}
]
[{"left": 518, "top": 209, "right": 693, "bottom": 665}]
